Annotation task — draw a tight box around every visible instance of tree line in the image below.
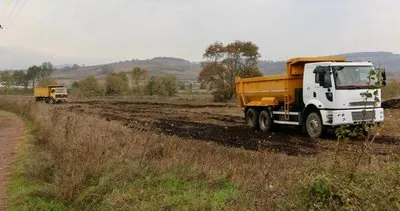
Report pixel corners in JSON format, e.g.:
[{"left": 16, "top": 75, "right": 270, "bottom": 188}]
[
  {"left": 73, "top": 67, "right": 178, "bottom": 97},
  {"left": 0, "top": 62, "right": 56, "bottom": 93}
]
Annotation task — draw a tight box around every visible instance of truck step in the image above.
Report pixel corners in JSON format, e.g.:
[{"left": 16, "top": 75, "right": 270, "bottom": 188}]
[
  {"left": 273, "top": 120, "right": 300, "bottom": 125},
  {"left": 272, "top": 111, "right": 300, "bottom": 116}
]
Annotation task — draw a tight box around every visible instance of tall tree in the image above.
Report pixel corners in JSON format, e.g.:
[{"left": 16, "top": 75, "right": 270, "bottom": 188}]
[
  {"left": 12, "top": 70, "right": 29, "bottom": 89},
  {"left": 131, "top": 67, "right": 142, "bottom": 85},
  {"left": 198, "top": 41, "right": 262, "bottom": 100},
  {"left": 115, "top": 72, "right": 129, "bottom": 83},
  {"left": 0, "top": 71, "right": 13, "bottom": 94},
  {"left": 26, "top": 65, "right": 41, "bottom": 87},
  {"left": 131, "top": 67, "right": 149, "bottom": 85},
  {"left": 40, "top": 62, "right": 54, "bottom": 78}
]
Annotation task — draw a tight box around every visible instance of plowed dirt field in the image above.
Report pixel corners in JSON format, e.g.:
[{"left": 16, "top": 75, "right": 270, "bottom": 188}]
[{"left": 59, "top": 99, "right": 400, "bottom": 156}]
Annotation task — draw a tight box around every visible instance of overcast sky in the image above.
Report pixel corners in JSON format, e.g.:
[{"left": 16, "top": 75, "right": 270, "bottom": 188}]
[{"left": 0, "top": 0, "right": 399, "bottom": 68}]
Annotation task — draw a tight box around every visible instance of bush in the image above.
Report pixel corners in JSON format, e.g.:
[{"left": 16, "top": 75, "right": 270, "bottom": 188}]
[
  {"left": 301, "top": 175, "right": 335, "bottom": 209},
  {"left": 105, "top": 73, "right": 129, "bottom": 96},
  {"left": 199, "top": 82, "right": 207, "bottom": 90},
  {"left": 150, "top": 75, "right": 178, "bottom": 96},
  {"left": 212, "top": 88, "right": 235, "bottom": 102},
  {"left": 382, "top": 77, "right": 400, "bottom": 100},
  {"left": 77, "top": 76, "right": 104, "bottom": 97}
]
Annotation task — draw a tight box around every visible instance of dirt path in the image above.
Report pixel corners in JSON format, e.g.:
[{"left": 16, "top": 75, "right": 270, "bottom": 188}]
[{"left": 0, "top": 110, "right": 25, "bottom": 211}]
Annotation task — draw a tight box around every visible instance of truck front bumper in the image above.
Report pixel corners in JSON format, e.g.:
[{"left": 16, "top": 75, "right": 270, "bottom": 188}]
[
  {"left": 320, "top": 108, "right": 384, "bottom": 126},
  {"left": 55, "top": 98, "right": 68, "bottom": 103}
]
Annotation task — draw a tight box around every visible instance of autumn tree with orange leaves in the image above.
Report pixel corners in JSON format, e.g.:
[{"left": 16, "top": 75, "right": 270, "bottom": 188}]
[{"left": 198, "top": 41, "right": 262, "bottom": 101}]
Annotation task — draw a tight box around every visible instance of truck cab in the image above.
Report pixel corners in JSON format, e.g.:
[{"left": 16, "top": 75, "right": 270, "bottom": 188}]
[{"left": 302, "top": 62, "right": 384, "bottom": 137}]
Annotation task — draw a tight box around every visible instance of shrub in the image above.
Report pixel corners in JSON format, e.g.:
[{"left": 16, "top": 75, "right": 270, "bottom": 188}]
[
  {"left": 302, "top": 175, "right": 333, "bottom": 207},
  {"left": 77, "top": 76, "right": 104, "bottom": 97},
  {"left": 213, "top": 88, "right": 234, "bottom": 102},
  {"left": 199, "top": 82, "right": 207, "bottom": 90},
  {"left": 105, "top": 73, "right": 129, "bottom": 96},
  {"left": 382, "top": 77, "right": 400, "bottom": 100},
  {"left": 151, "top": 75, "right": 178, "bottom": 96}
]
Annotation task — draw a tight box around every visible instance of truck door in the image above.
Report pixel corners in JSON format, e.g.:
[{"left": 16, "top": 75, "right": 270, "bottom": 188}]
[{"left": 311, "top": 66, "right": 335, "bottom": 109}]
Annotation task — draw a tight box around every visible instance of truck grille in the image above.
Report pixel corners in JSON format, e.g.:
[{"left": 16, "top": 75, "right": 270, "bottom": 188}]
[
  {"left": 349, "top": 101, "right": 375, "bottom": 107},
  {"left": 55, "top": 94, "right": 67, "bottom": 98},
  {"left": 351, "top": 110, "right": 375, "bottom": 121}
]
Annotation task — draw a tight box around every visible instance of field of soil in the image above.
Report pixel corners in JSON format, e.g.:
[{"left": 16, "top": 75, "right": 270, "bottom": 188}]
[{"left": 61, "top": 99, "right": 400, "bottom": 156}]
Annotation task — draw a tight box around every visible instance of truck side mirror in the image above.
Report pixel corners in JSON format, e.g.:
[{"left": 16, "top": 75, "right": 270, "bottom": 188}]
[
  {"left": 322, "top": 68, "right": 332, "bottom": 88},
  {"left": 323, "top": 71, "right": 332, "bottom": 88},
  {"left": 318, "top": 70, "right": 325, "bottom": 83},
  {"left": 381, "top": 69, "right": 387, "bottom": 86}
]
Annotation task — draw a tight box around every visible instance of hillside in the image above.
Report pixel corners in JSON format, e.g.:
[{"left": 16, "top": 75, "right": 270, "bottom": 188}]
[
  {"left": 53, "top": 57, "right": 201, "bottom": 84},
  {"left": 49, "top": 52, "right": 400, "bottom": 84},
  {"left": 337, "top": 52, "right": 400, "bottom": 76}
]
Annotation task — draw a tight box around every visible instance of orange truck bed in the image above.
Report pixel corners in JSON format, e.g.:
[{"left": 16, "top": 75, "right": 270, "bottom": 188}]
[{"left": 235, "top": 57, "right": 345, "bottom": 108}]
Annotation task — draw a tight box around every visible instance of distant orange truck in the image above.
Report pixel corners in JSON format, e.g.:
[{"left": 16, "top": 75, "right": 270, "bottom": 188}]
[
  {"left": 235, "top": 57, "right": 386, "bottom": 138},
  {"left": 34, "top": 86, "right": 68, "bottom": 104}
]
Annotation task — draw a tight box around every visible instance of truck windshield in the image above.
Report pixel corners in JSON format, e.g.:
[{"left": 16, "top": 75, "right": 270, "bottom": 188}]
[
  {"left": 55, "top": 88, "right": 67, "bottom": 93},
  {"left": 333, "top": 66, "right": 376, "bottom": 89}
]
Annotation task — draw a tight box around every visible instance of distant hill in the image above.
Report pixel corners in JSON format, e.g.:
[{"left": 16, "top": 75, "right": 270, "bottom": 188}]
[
  {"left": 53, "top": 57, "right": 202, "bottom": 85},
  {"left": 336, "top": 52, "right": 400, "bottom": 76},
  {"left": 2, "top": 49, "right": 398, "bottom": 85},
  {"left": 259, "top": 51, "right": 400, "bottom": 76}
]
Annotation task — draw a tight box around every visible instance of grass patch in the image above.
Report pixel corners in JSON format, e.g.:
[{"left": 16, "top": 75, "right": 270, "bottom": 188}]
[
  {"left": 102, "top": 169, "right": 237, "bottom": 210},
  {"left": 1, "top": 96, "right": 399, "bottom": 210},
  {"left": 6, "top": 118, "right": 70, "bottom": 211},
  {"left": 6, "top": 116, "right": 238, "bottom": 210}
]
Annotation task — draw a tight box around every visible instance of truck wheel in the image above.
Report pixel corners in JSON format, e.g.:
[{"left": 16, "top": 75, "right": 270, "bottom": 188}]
[
  {"left": 306, "top": 112, "right": 324, "bottom": 139},
  {"left": 49, "top": 98, "right": 55, "bottom": 104},
  {"left": 259, "top": 110, "right": 272, "bottom": 132},
  {"left": 246, "top": 108, "right": 259, "bottom": 130}
]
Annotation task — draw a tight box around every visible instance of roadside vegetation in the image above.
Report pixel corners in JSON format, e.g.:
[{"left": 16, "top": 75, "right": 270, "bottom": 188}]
[
  {"left": 382, "top": 77, "right": 400, "bottom": 100},
  {"left": 0, "top": 43, "right": 400, "bottom": 210},
  {"left": 0, "top": 96, "right": 399, "bottom": 210}
]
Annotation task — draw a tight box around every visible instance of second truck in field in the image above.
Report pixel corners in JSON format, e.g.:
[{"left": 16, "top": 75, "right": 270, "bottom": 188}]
[
  {"left": 34, "top": 86, "right": 68, "bottom": 104},
  {"left": 235, "top": 57, "right": 386, "bottom": 138}
]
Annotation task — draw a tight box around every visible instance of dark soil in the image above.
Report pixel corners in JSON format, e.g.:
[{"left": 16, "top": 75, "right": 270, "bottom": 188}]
[{"left": 61, "top": 100, "right": 399, "bottom": 156}]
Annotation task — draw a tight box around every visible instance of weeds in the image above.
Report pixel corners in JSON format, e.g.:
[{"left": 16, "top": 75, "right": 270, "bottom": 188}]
[{"left": 1, "top": 96, "right": 399, "bottom": 210}]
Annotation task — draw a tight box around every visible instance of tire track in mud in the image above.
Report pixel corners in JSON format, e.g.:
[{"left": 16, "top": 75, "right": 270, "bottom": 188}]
[{"left": 63, "top": 100, "right": 400, "bottom": 156}]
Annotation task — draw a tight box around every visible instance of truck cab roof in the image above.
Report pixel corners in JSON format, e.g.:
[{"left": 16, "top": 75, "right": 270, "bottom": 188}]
[{"left": 306, "top": 61, "right": 374, "bottom": 68}]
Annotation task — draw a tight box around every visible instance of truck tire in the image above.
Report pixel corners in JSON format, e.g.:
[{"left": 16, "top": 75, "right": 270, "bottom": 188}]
[
  {"left": 246, "top": 108, "right": 259, "bottom": 130},
  {"left": 306, "top": 112, "right": 324, "bottom": 139},
  {"left": 259, "top": 110, "right": 272, "bottom": 132},
  {"left": 49, "top": 98, "right": 56, "bottom": 104}
]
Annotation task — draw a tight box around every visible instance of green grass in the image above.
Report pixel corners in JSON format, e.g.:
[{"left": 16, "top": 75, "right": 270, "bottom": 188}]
[
  {"left": 101, "top": 170, "right": 238, "bottom": 210},
  {"left": 6, "top": 118, "right": 238, "bottom": 210},
  {"left": 6, "top": 118, "right": 70, "bottom": 211}
]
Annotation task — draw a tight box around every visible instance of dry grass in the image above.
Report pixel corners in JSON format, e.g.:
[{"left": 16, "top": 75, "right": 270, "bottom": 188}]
[{"left": 1, "top": 96, "right": 400, "bottom": 210}]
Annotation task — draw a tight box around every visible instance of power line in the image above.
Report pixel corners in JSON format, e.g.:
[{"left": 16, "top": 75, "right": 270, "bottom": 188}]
[
  {"left": 0, "top": 0, "right": 28, "bottom": 39},
  {"left": 0, "top": 0, "right": 12, "bottom": 23},
  {"left": 13, "top": 0, "right": 27, "bottom": 21},
  {"left": 3, "top": 0, "right": 20, "bottom": 27}
]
